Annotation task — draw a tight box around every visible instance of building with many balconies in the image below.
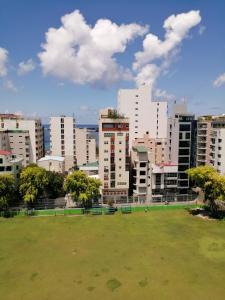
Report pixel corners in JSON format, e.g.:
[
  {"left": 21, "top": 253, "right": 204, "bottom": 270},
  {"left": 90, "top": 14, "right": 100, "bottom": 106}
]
[{"left": 99, "top": 108, "right": 129, "bottom": 203}]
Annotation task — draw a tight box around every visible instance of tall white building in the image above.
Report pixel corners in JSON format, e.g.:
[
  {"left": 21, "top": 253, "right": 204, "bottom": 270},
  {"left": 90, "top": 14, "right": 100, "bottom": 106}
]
[
  {"left": 50, "top": 116, "right": 76, "bottom": 172},
  {"left": 0, "top": 114, "right": 44, "bottom": 166},
  {"left": 50, "top": 116, "right": 96, "bottom": 172},
  {"left": 99, "top": 108, "right": 129, "bottom": 203},
  {"left": 117, "top": 85, "right": 167, "bottom": 148}
]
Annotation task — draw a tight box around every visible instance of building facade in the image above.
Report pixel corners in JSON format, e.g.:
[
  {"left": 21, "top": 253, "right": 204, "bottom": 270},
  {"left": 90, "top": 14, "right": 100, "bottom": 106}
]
[
  {"left": 167, "top": 103, "right": 196, "bottom": 194},
  {"left": 196, "top": 116, "right": 212, "bottom": 166},
  {"left": 210, "top": 117, "right": 225, "bottom": 174},
  {"left": 50, "top": 116, "right": 96, "bottom": 172},
  {"left": 0, "top": 114, "right": 44, "bottom": 166},
  {"left": 37, "top": 155, "right": 65, "bottom": 173},
  {"left": 75, "top": 128, "right": 96, "bottom": 166},
  {"left": 0, "top": 150, "right": 23, "bottom": 179},
  {"left": 117, "top": 85, "right": 167, "bottom": 149},
  {"left": 99, "top": 108, "right": 129, "bottom": 203}
]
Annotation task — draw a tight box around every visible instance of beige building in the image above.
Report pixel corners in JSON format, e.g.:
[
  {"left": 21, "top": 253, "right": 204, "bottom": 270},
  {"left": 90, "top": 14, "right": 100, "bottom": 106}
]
[
  {"left": 37, "top": 155, "right": 65, "bottom": 173},
  {"left": 0, "top": 114, "right": 44, "bottom": 166},
  {"left": 131, "top": 145, "right": 178, "bottom": 203},
  {"left": 196, "top": 115, "right": 225, "bottom": 174},
  {"left": 210, "top": 117, "right": 225, "bottom": 174},
  {"left": 196, "top": 116, "right": 212, "bottom": 166},
  {"left": 132, "top": 133, "right": 167, "bottom": 165},
  {"left": 0, "top": 150, "right": 23, "bottom": 179},
  {"left": 75, "top": 128, "right": 96, "bottom": 166},
  {"left": 50, "top": 116, "right": 96, "bottom": 172},
  {"left": 99, "top": 108, "right": 129, "bottom": 203}
]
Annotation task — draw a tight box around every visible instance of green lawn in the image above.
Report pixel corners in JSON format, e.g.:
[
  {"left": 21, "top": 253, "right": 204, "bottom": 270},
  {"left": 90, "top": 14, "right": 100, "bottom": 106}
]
[{"left": 0, "top": 210, "right": 225, "bottom": 300}]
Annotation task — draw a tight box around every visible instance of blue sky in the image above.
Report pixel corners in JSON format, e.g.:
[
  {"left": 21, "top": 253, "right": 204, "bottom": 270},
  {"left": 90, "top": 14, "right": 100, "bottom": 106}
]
[{"left": 0, "top": 0, "right": 224, "bottom": 124}]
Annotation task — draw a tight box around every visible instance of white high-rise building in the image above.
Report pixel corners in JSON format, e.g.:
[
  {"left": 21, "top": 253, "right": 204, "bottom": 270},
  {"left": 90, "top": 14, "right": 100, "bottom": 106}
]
[
  {"left": 99, "top": 108, "right": 129, "bottom": 203},
  {"left": 0, "top": 114, "right": 44, "bottom": 166},
  {"left": 117, "top": 85, "right": 168, "bottom": 148},
  {"left": 50, "top": 116, "right": 96, "bottom": 172},
  {"left": 50, "top": 116, "right": 76, "bottom": 172}
]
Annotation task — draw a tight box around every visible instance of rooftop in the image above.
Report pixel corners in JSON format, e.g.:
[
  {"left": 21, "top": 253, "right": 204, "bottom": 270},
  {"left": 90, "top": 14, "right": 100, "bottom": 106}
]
[
  {"left": 0, "top": 150, "right": 11, "bottom": 156},
  {"left": 132, "top": 146, "right": 148, "bottom": 153},
  {"left": 38, "top": 156, "right": 65, "bottom": 162}
]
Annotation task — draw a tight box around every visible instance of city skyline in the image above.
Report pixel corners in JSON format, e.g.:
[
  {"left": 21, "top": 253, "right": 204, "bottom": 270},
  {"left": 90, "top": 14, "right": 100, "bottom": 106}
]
[{"left": 0, "top": 0, "right": 225, "bottom": 124}]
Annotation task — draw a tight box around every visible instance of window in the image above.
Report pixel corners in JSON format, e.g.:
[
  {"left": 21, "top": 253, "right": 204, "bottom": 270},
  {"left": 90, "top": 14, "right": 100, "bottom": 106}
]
[
  {"left": 140, "top": 171, "right": 146, "bottom": 176},
  {"left": 140, "top": 162, "right": 146, "bottom": 168},
  {"left": 179, "top": 124, "right": 190, "bottom": 131},
  {"left": 104, "top": 158, "right": 108, "bottom": 161},
  {"left": 0, "top": 158, "right": 2, "bottom": 164},
  {"left": 6, "top": 166, "right": 12, "bottom": 171},
  {"left": 103, "top": 123, "right": 114, "bottom": 129},
  {"left": 140, "top": 179, "right": 146, "bottom": 184},
  {"left": 119, "top": 141, "right": 122, "bottom": 144},
  {"left": 0, "top": 166, "right": 4, "bottom": 172}
]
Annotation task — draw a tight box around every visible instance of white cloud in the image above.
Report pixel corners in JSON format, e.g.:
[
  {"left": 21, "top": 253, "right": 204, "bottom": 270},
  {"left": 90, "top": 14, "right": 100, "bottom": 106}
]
[
  {"left": 39, "top": 10, "right": 148, "bottom": 87},
  {"left": 198, "top": 25, "right": 206, "bottom": 35},
  {"left": 154, "top": 88, "right": 175, "bottom": 101},
  {"left": 133, "top": 10, "right": 201, "bottom": 86},
  {"left": 0, "top": 47, "right": 8, "bottom": 77},
  {"left": 3, "top": 79, "right": 18, "bottom": 92},
  {"left": 213, "top": 73, "right": 225, "bottom": 87},
  {"left": 17, "top": 59, "right": 35, "bottom": 75}
]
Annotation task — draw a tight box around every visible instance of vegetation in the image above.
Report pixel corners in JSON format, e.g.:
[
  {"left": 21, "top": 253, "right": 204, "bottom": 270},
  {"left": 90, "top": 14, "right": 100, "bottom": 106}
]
[
  {"left": 0, "top": 210, "right": 225, "bottom": 299},
  {"left": 64, "top": 170, "right": 101, "bottom": 208},
  {"left": 108, "top": 109, "right": 124, "bottom": 119},
  {"left": 46, "top": 171, "right": 65, "bottom": 199},
  {"left": 19, "top": 165, "right": 49, "bottom": 203},
  {"left": 187, "top": 165, "right": 225, "bottom": 215},
  {"left": 0, "top": 174, "right": 16, "bottom": 211}
]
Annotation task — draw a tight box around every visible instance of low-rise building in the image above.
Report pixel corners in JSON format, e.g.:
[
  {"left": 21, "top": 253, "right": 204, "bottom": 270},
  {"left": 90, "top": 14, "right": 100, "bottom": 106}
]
[
  {"left": 0, "top": 150, "right": 23, "bottom": 179},
  {"left": 79, "top": 161, "right": 99, "bottom": 176},
  {"left": 37, "top": 156, "right": 65, "bottom": 173},
  {"left": 131, "top": 145, "right": 178, "bottom": 203}
]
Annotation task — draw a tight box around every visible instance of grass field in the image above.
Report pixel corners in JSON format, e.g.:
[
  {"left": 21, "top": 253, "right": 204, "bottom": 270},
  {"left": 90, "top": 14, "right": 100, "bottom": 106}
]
[{"left": 0, "top": 210, "right": 225, "bottom": 300}]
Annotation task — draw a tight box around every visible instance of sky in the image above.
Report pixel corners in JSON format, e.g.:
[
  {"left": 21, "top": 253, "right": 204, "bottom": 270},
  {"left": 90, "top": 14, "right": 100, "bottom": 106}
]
[{"left": 0, "top": 0, "right": 224, "bottom": 124}]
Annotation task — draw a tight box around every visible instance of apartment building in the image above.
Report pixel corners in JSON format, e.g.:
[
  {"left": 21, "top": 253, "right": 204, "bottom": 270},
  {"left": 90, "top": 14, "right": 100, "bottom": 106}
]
[
  {"left": 99, "top": 108, "right": 129, "bottom": 203},
  {"left": 50, "top": 116, "right": 76, "bottom": 172},
  {"left": 196, "top": 116, "right": 212, "bottom": 166},
  {"left": 131, "top": 143, "right": 178, "bottom": 203},
  {"left": 118, "top": 84, "right": 167, "bottom": 149},
  {"left": 75, "top": 128, "right": 96, "bottom": 166},
  {"left": 0, "top": 114, "right": 44, "bottom": 166},
  {"left": 210, "top": 117, "right": 225, "bottom": 174},
  {"left": 132, "top": 132, "right": 167, "bottom": 165},
  {"left": 0, "top": 150, "right": 23, "bottom": 179},
  {"left": 50, "top": 116, "right": 96, "bottom": 172},
  {"left": 167, "top": 102, "right": 196, "bottom": 194}
]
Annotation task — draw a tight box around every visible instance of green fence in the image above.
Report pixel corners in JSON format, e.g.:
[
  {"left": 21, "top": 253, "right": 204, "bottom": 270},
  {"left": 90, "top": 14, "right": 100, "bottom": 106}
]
[{"left": 0, "top": 203, "right": 201, "bottom": 218}]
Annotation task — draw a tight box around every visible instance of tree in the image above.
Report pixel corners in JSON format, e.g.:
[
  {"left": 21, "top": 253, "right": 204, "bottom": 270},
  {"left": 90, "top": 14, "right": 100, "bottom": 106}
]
[
  {"left": 19, "top": 165, "right": 49, "bottom": 203},
  {"left": 64, "top": 171, "right": 101, "bottom": 208},
  {"left": 46, "top": 171, "right": 65, "bottom": 199},
  {"left": 0, "top": 174, "right": 16, "bottom": 211},
  {"left": 187, "top": 166, "right": 225, "bottom": 215}
]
